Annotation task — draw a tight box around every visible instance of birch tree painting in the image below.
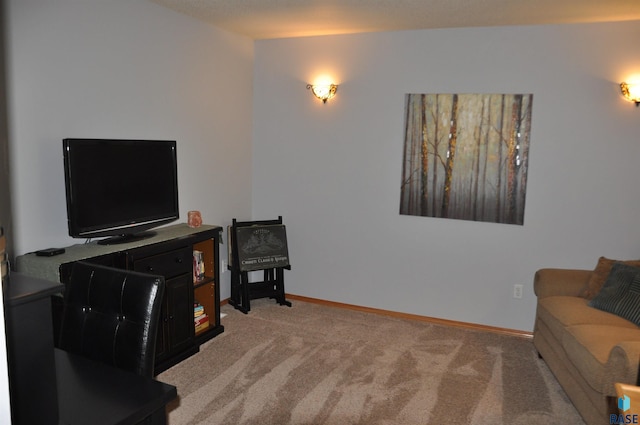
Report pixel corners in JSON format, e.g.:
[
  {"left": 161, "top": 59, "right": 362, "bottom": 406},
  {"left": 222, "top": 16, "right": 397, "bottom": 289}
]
[{"left": 399, "top": 93, "right": 533, "bottom": 225}]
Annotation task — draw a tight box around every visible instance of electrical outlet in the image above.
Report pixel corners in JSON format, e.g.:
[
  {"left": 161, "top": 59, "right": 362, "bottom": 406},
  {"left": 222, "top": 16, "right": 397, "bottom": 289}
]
[
  {"left": 513, "top": 284, "right": 523, "bottom": 299},
  {"left": 221, "top": 259, "right": 227, "bottom": 272}
]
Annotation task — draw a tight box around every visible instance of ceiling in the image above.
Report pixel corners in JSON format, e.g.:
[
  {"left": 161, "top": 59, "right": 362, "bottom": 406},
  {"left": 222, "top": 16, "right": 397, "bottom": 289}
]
[{"left": 148, "top": 0, "right": 640, "bottom": 40}]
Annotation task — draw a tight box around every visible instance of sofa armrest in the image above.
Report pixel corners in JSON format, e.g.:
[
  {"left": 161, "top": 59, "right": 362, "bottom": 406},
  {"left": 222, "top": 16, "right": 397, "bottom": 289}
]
[
  {"left": 615, "top": 382, "right": 640, "bottom": 415},
  {"left": 533, "top": 268, "right": 592, "bottom": 299},
  {"left": 605, "top": 342, "right": 640, "bottom": 396}
]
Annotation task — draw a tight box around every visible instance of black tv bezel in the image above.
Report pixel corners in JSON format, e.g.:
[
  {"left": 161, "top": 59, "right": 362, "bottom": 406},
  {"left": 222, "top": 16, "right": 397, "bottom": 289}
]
[{"left": 62, "top": 138, "right": 179, "bottom": 244}]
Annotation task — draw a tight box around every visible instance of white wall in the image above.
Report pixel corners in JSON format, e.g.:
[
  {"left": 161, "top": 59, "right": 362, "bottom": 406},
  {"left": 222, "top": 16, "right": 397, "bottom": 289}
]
[
  {"left": 6, "top": 1, "right": 640, "bottom": 333},
  {"left": 252, "top": 22, "right": 640, "bottom": 331},
  {"left": 6, "top": 0, "right": 254, "bottom": 299}
]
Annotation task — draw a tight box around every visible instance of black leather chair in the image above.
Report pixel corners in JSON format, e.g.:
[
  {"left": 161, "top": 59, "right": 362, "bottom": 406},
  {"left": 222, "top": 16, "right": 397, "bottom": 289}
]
[{"left": 58, "top": 261, "right": 165, "bottom": 378}]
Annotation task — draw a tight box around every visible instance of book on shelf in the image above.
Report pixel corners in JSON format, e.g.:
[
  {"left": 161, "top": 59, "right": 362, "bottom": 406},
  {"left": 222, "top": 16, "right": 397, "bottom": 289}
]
[
  {"left": 194, "top": 313, "right": 209, "bottom": 326},
  {"left": 195, "top": 322, "right": 209, "bottom": 333},
  {"left": 194, "top": 299, "right": 209, "bottom": 332},
  {"left": 193, "top": 250, "right": 205, "bottom": 282},
  {"left": 194, "top": 302, "right": 205, "bottom": 318},
  {"left": 195, "top": 313, "right": 209, "bottom": 332}
]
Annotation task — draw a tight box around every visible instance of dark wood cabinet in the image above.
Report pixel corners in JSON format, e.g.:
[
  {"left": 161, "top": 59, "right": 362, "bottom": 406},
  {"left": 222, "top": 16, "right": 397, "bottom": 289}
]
[
  {"left": 15, "top": 224, "right": 224, "bottom": 374},
  {"left": 4, "top": 273, "right": 63, "bottom": 424},
  {"left": 132, "top": 245, "right": 192, "bottom": 278},
  {"left": 132, "top": 245, "right": 195, "bottom": 369},
  {"left": 157, "top": 273, "right": 195, "bottom": 367}
]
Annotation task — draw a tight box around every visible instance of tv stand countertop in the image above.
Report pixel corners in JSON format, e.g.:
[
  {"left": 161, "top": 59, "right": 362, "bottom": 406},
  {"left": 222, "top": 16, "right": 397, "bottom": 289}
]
[{"left": 16, "top": 223, "right": 221, "bottom": 282}]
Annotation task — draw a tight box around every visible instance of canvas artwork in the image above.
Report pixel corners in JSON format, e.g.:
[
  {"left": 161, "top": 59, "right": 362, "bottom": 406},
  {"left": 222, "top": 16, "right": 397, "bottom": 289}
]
[{"left": 399, "top": 93, "right": 533, "bottom": 225}]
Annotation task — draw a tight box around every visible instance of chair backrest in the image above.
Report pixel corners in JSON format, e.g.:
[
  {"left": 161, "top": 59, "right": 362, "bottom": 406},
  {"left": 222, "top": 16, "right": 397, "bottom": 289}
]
[{"left": 58, "top": 261, "right": 165, "bottom": 377}]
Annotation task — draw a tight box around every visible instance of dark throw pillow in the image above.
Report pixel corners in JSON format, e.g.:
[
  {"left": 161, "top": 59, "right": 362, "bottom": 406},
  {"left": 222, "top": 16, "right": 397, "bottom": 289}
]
[
  {"left": 589, "top": 262, "right": 640, "bottom": 326},
  {"left": 582, "top": 257, "right": 640, "bottom": 299}
]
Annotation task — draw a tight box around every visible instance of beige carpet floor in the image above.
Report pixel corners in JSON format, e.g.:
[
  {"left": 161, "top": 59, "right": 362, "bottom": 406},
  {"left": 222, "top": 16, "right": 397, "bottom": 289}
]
[{"left": 158, "top": 299, "right": 585, "bottom": 425}]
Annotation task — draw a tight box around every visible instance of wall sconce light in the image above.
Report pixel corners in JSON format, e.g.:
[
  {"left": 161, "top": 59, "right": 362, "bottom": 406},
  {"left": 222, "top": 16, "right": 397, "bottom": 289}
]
[
  {"left": 306, "top": 83, "right": 338, "bottom": 103},
  {"left": 620, "top": 82, "right": 640, "bottom": 107}
]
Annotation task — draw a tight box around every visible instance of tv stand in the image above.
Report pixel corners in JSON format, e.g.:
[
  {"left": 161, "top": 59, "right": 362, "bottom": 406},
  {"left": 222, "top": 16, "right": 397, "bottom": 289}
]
[
  {"left": 97, "top": 230, "right": 157, "bottom": 245},
  {"left": 16, "top": 223, "right": 223, "bottom": 374}
]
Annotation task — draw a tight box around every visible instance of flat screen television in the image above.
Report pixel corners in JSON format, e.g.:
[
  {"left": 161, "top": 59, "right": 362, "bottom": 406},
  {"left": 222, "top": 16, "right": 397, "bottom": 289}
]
[{"left": 63, "top": 138, "right": 179, "bottom": 245}]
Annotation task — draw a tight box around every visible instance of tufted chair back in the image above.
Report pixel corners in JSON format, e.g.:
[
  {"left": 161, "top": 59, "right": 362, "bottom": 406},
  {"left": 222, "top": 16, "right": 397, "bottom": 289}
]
[{"left": 58, "top": 261, "right": 165, "bottom": 378}]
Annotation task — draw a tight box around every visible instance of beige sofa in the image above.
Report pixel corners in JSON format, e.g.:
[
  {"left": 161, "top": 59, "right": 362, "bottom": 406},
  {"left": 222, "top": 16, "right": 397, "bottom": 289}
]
[{"left": 533, "top": 263, "right": 640, "bottom": 425}]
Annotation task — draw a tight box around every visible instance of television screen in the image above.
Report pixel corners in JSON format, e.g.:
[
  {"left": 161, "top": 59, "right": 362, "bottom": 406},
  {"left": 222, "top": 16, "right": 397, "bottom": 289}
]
[{"left": 63, "top": 138, "right": 179, "bottom": 244}]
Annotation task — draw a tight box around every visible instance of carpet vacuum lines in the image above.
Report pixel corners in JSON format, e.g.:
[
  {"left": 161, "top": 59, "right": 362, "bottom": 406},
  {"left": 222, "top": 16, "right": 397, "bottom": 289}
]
[{"left": 158, "top": 299, "right": 585, "bottom": 425}]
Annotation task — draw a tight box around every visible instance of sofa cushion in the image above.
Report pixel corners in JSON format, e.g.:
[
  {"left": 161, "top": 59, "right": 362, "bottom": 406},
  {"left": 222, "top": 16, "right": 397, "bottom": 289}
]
[
  {"left": 582, "top": 257, "right": 640, "bottom": 299},
  {"left": 562, "top": 325, "right": 640, "bottom": 393},
  {"left": 537, "top": 296, "right": 638, "bottom": 344},
  {"left": 589, "top": 263, "right": 640, "bottom": 326}
]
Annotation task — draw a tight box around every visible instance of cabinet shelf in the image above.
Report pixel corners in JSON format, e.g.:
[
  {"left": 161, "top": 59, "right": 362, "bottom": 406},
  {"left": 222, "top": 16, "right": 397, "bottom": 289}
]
[{"left": 193, "top": 276, "right": 214, "bottom": 288}]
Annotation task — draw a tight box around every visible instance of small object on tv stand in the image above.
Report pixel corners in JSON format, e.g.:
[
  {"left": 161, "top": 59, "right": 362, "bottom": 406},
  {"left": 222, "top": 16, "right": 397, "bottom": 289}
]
[
  {"left": 35, "top": 248, "right": 66, "bottom": 257},
  {"left": 188, "top": 211, "right": 202, "bottom": 228}
]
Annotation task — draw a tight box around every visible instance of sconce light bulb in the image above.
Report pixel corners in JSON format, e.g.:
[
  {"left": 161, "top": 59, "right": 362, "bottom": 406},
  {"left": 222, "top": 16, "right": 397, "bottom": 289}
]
[
  {"left": 620, "top": 82, "right": 640, "bottom": 107},
  {"left": 307, "top": 83, "right": 338, "bottom": 104}
]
